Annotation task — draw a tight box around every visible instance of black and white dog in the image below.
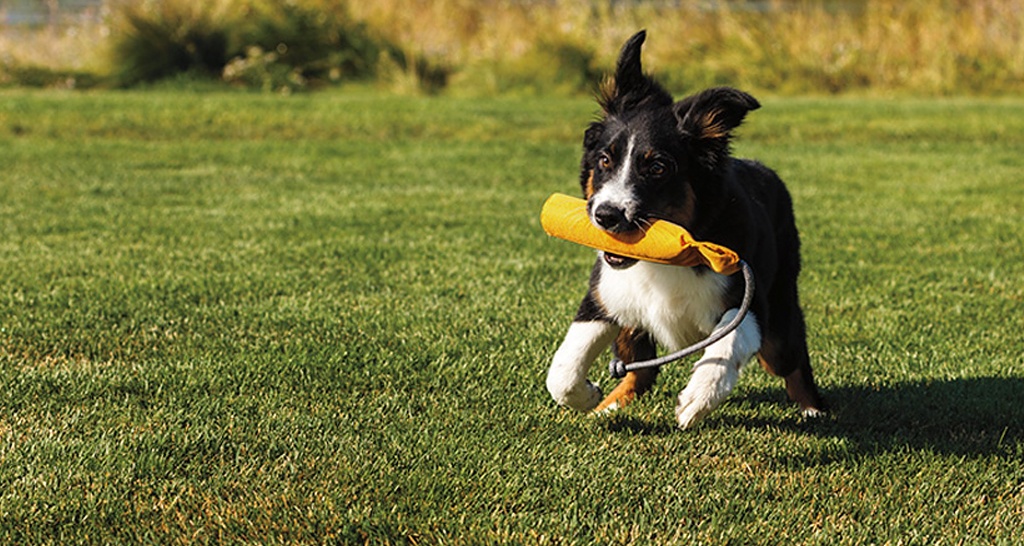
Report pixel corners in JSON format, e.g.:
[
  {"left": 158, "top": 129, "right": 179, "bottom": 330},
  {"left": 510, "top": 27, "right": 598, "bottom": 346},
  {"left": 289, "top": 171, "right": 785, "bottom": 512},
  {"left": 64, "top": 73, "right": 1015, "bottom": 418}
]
[{"left": 545, "top": 31, "right": 826, "bottom": 428}]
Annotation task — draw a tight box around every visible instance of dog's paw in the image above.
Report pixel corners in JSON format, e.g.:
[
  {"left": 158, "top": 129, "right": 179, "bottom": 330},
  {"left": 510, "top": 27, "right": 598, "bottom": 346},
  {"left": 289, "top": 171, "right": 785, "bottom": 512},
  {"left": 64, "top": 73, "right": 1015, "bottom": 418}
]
[
  {"left": 674, "top": 360, "right": 736, "bottom": 429},
  {"left": 675, "top": 388, "right": 716, "bottom": 429},
  {"left": 801, "top": 407, "right": 827, "bottom": 419},
  {"left": 591, "top": 373, "right": 646, "bottom": 415},
  {"left": 591, "top": 400, "right": 620, "bottom": 416},
  {"left": 550, "top": 380, "right": 602, "bottom": 413}
]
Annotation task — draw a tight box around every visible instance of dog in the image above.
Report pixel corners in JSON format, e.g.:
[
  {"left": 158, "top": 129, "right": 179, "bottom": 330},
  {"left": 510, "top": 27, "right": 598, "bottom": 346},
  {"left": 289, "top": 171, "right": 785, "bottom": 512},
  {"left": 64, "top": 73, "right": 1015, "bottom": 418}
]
[{"left": 545, "top": 30, "right": 826, "bottom": 428}]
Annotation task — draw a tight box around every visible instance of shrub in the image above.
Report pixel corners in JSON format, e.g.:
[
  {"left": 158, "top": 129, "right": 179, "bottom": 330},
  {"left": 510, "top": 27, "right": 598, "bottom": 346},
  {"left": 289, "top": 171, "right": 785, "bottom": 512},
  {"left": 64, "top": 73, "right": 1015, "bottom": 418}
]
[
  {"left": 103, "top": 0, "right": 447, "bottom": 92},
  {"left": 0, "top": 11, "right": 108, "bottom": 89},
  {"left": 107, "top": 0, "right": 239, "bottom": 86},
  {"left": 221, "top": 45, "right": 308, "bottom": 93},
  {"left": 235, "top": 1, "right": 381, "bottom": 83},
  {"left": 350, "top": 0, "right": 1024, "bottom": 96}
]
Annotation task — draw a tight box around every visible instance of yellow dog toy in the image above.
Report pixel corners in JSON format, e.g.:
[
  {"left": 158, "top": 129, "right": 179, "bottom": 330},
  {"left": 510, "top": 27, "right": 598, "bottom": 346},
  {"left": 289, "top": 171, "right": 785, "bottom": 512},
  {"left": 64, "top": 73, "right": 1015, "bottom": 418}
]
[{"left": 540, "top": 193, "right": 742, "bottom": 275}]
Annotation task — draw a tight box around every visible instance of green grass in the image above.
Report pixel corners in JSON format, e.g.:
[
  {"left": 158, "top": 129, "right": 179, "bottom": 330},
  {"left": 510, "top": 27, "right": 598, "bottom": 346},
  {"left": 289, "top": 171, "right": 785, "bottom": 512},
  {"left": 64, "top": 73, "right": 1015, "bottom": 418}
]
[{"left": 1, "top": 88, "right": 1023, "bottom": 544}]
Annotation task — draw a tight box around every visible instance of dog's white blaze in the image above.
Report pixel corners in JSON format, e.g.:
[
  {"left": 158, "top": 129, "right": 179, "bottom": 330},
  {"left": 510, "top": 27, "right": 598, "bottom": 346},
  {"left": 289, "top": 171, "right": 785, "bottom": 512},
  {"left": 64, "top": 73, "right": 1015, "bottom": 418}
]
[
  {"left": 596, "top": 261, "right": 731, "bottom": 350},
  {"left": 546, "top": 320, "right": 619, "bottom": 412},
  {"left": 676, "top": 308, "right": 761, "bottom": 428},
  {"left": 589, "top": 135, "right": 638, "bottom": 222}
]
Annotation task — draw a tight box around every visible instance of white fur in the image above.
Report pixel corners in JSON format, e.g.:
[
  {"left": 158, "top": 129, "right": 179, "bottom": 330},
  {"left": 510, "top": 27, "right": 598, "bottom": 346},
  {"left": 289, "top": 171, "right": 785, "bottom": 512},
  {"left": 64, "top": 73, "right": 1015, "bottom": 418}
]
[
  {"left": 546, "top": 321, "right": 619, "bottom": 412},
  {"left": 597, "top": 260, "right": 731, "bottom": 350},
  {"left": 675, "top": 308, "right": 761, "bottom": 429},
  {"left": 589, "top": 136, "right": 639, "bottom": 223}
]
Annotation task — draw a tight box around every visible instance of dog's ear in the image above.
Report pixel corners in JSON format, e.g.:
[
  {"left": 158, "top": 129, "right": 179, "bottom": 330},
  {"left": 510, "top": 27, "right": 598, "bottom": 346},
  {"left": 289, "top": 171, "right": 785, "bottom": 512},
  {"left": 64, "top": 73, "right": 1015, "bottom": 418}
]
[
  {"left": 598, "top": 30, "right": 672, "bottom": 115},
  {"left": 674, "top": 87, "right": 760, "bottom": 170}
]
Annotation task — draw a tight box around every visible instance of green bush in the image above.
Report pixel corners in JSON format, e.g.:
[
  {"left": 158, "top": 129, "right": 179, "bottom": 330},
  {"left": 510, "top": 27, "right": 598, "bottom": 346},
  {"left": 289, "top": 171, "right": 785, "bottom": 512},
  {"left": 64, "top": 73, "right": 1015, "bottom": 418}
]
[
  {"left": 235, "top": 1, "right": 381, "bottom": 83},
  {"left": 221, "top": 46, "right": 308, "bottom": 93},
  {"left": 104, "top": 0, "right": 447, "bottom": 92},
  {"left": 108, "top": 1, "right": 236, "bottom": 86}
]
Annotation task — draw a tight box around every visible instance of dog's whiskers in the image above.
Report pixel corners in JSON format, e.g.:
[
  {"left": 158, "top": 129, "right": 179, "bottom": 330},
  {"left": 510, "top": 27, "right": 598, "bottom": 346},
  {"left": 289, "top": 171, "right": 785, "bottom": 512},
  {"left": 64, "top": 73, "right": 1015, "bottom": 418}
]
[{"left": 636, "top": 217, "right": 654, "bottom": 235}]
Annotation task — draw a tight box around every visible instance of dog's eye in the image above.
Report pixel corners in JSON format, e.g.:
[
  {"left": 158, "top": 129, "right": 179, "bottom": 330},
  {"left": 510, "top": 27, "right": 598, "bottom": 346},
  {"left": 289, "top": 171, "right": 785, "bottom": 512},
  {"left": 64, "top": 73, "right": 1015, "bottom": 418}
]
[
  {"left": 649, "top": 161, "right": 667, "bottom": 177},
  {"left": 597, "top": 153, "right": 612, "bottom": 170}
]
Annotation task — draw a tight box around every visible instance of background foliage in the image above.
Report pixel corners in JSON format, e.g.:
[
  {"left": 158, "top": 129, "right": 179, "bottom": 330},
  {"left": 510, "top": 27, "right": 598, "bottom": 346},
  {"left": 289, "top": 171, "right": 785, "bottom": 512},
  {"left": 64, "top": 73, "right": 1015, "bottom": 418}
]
[{"left": 3, "top": 0, "right": 1024, "bottom": 95}]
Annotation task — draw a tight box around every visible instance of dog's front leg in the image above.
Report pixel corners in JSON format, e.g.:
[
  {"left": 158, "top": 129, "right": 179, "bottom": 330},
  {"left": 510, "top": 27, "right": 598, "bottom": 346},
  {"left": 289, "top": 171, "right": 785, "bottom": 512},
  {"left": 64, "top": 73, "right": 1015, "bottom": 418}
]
[
  {"left": 676, "top": 309, "right": 761, "bottom": 429},
  {"left": 546, "top": 320, "right": 620, "bottom": 412}
]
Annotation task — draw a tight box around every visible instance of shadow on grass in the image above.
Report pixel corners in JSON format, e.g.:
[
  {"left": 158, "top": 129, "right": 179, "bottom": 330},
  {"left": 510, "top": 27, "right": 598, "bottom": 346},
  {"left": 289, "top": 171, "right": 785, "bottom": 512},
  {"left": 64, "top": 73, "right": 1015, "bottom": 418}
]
[
  {"left": 809, "top": 376, "right": 1024, "bottom": 457},
  {"left": 599, "top": 376, "right": 1024, "bottom": 458}
]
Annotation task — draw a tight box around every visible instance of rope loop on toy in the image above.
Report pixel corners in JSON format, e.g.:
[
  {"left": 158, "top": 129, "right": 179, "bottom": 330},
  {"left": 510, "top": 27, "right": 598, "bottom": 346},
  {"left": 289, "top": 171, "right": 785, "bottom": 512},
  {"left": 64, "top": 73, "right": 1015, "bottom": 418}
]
[{"left": 608, "top": 259, "right": 755, "bottom": 379}]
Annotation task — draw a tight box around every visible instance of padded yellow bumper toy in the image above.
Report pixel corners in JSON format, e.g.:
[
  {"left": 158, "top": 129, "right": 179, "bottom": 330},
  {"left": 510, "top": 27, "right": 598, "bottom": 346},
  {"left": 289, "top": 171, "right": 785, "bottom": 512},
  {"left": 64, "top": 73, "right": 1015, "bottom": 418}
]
[{"left": 540, "top": 193, "right": 742, "bottom": 275}]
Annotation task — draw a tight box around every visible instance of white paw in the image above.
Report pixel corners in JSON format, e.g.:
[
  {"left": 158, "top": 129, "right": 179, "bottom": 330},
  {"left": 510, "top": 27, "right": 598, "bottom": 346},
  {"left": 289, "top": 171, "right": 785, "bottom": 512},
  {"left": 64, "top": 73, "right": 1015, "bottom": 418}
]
[
  {"left": 675, "top": 386, "right": 717, "bottom": 429},
  {"left": 801, "top": 407, "right": 827, "bottom": 419},
  {"left": 675, "top": 359, "right": 736, "bottom": 429},
  {"left": 550, "top": 379, "right": 602, "bottom": 413}
]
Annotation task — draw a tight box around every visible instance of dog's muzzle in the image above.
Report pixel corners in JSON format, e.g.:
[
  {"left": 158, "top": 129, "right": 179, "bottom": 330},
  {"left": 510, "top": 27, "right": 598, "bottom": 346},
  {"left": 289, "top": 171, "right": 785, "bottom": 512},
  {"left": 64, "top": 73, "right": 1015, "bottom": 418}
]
[{"left": 588, "top": 202, "right": 641, "bottom": 269}]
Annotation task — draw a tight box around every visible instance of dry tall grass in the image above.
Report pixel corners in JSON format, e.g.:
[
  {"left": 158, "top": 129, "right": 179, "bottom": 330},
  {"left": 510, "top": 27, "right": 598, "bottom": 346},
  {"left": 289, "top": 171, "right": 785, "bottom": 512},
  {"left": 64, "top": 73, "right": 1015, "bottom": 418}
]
[
  {"left": 3, "top": 0, "right": 1024, "bottom": 94},
  {"left": 348, "top": 0, "right": 1024, "bottom": 95}
]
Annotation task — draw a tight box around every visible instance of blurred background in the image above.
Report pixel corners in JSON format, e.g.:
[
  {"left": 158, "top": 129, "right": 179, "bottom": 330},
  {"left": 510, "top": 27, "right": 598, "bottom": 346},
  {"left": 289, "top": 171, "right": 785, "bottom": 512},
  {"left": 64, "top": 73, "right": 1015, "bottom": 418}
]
[{"left": 2, "top": 0, "right": 1023, "bottom": 95}]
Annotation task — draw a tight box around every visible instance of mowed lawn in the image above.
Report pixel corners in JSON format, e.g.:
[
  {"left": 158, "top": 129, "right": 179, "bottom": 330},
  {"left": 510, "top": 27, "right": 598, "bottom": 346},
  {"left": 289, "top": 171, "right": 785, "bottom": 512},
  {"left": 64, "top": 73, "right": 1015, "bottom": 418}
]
[{"left": 1, "top": 88, "right": 1022, "bottom": 544}]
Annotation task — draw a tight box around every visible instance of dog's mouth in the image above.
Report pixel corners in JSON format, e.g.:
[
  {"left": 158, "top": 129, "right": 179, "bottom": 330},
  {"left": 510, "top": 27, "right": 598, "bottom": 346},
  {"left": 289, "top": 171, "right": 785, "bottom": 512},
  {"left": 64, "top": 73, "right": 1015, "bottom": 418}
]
[{"left": 602, "top": 251, "right": 638, "bottom": 270}]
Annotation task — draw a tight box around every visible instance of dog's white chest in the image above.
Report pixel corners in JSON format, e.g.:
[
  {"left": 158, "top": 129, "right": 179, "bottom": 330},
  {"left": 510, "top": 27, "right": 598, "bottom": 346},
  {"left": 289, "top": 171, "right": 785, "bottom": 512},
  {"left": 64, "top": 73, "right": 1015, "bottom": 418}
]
[{"left": 596, "top": 258, "right": 731, "bottom": 351}]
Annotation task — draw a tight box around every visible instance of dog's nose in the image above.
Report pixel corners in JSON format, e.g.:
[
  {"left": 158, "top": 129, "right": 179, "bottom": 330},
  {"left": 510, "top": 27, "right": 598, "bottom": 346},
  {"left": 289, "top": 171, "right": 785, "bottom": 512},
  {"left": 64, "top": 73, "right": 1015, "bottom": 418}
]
[{"left": 593, "top": 203, "right": 629, "bottom": 232}]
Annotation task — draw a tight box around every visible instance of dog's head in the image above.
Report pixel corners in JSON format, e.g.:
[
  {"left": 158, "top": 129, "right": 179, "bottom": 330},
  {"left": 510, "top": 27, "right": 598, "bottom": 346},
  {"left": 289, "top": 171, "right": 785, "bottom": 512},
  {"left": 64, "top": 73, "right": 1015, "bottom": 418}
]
[{"left": 580, "top": 31, "right": 759, "bottom": 268}]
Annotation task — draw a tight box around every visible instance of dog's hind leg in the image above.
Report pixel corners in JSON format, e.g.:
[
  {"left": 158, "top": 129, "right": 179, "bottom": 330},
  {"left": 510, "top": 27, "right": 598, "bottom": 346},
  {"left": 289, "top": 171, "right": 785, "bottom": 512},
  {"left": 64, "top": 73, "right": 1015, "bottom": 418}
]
[
  {"left": 757, "top": 338, "right": 827, "bottom": 417},
  {"left": 756, "top": 292, "right": 827, "bottom": 416},
  {"left": 593, "top": 328, "right": 658, "bottom": 414},
  {"left": 785, "top": 365, "right": 826, "bottom": 417}
]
